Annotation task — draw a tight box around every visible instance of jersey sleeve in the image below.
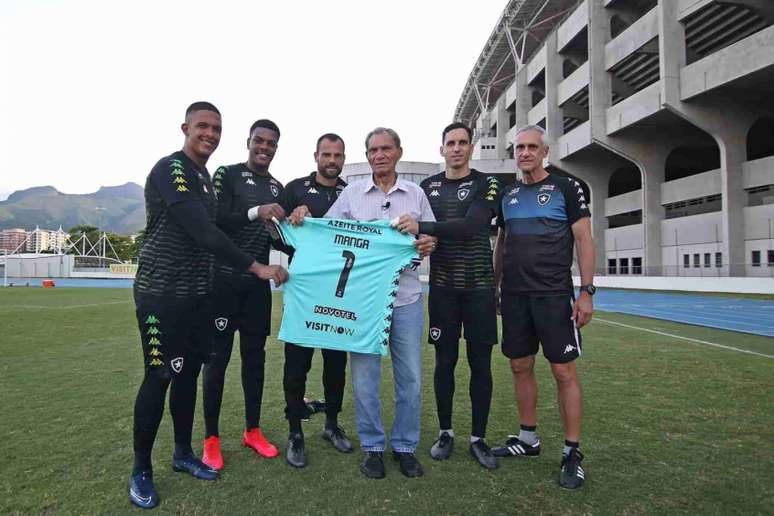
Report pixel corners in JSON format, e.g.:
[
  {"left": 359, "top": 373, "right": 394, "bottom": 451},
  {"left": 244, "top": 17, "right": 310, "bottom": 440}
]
[
  {"left": 149, "top": 157, "right": 200, "bottom": 207},
  {"left": 480, "top": 175, "right": 501, "bottom": 215},
  {"left": 278, "top": 181, "right": 296, "bottom": 213},
  {"left": 496, "top": 196, "right": 505, "bottom": 228},
  {"left": 563, "top": 178, "right": 591, "bottom": 225},
  {"left": 213, "top": 166, "right": 250, "bottom": 232},
  {"left": 273, "top": 220, "right": 300, "bottom": 250}
]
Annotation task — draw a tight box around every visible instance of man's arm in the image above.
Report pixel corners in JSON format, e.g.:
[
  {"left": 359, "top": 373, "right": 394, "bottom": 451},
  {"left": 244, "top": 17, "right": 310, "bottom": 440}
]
[
  {"left": 214, "top": 167, "right": 249, "bottom": 232},
  {"left": 571, "top": 217, "right": 594, "bottom": 328},
  {"left": 493, "top": 228, "right": 505, "bottom": 313},
  {"left": 168, "top": 200, "right": 288, "bottom": 285},
  {"left": 398, "top": 202, "right": 492, "bottom": 237},
  {"left": 215, "top": 168, "right": 285, "bottom": 231}
]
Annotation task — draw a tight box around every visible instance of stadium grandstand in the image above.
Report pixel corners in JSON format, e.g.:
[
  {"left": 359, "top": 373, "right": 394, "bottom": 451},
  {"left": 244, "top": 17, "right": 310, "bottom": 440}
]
[{"left": 451, "top": 0, "right": 774, "bottom": 282}]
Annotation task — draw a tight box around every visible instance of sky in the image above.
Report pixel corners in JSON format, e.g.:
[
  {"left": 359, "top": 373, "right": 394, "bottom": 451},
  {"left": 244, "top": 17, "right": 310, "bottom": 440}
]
[{"left": 0, "top": 0, "right": 508, "bottom": 201}]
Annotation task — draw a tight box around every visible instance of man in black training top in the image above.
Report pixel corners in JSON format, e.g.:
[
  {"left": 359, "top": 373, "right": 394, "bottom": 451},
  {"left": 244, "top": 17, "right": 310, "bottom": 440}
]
[
  {"left": 129, "top": 103, "right": 288, "bottom": 510},
  {"left": 279, "top": 133, "right": 353, "bottom": 468},
  {"left": 492, "top": 125, "right": 594, "bottom": 490},
  {"left": 394, "top": 122, "right": 501, "bottom": 469},
  {"left": 201, "top": 119, "right": 288, "bottom": 471}
]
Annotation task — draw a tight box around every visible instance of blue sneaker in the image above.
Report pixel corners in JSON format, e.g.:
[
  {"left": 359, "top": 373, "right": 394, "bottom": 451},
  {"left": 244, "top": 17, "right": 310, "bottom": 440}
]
[
  {"left": 128, "top": 470, "right": 159, "bottom": 509},
  {"left": 172, "top": 455, "right": 218, "bottom": 480}
]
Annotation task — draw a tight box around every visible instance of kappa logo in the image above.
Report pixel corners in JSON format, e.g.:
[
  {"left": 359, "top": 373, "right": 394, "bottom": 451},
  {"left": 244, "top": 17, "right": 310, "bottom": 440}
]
[
  {"left": 177, "top": 185, "right": 189, "bottom": 192},
  {"left": 430, "top": 327, "right": 441, "bottom": 341},
  {"left": 170, "top": 357, "right": 184, "bottom": 373},
  {"left": 580, "top": 203, "right": 588, "bottom": 210},
  {"left": 457, "top": 189, "right": 470, "bottom": 201},
  {"left": 430, "top": 190, "right": 440, "bottom": 197},
  {"left": 508, "top": 196, "right": 519, "bottom": 205},
  {"left": 270, "top": 185, "right": 279, "bottom": 197},
  {"left": 145, "top": 315, "right": 159, "bottom": 324},
  {"left": 579, "top": 195, "right": 586, "bottom": 202},
  {"left": 215, "top": 317, "right": 228, "bottom": 331},
  {"left": 538, "top": 193, "right": 551, "bottom": 206},
  {"left": 246, "top": 178, "right": 256, "bottom": 186},
  {"left": 308, "top": 187, "right": 319, "bottom": 194},
  {"left": 564, "top": 344, "right": 576, "bottom": 354}
]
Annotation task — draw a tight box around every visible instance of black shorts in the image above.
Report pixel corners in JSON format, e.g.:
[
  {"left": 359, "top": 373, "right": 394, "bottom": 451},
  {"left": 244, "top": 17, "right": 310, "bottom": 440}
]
[
  {"left": 500, "top": 292, "right": 581, "bottom": 364},
  {"left": 134, "top": 293, "right": 213, "bottom": 375},
  {"left": 210, "top": 276, "right": 272, "bottom": 339},
  {"left": 428, "top": 286, "right": 498, "bottom": 348}
]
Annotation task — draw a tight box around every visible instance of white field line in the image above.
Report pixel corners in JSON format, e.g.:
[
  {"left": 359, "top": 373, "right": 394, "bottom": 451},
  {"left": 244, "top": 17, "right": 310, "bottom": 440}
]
[
  {"left": 595, "top": 317, "right": 774, "bottom": 359},
  {"left": 599, "top": 304, "right": 770, "bottom": 329},
  {"left": 0, "top": 300, "right": 131, "bottom": 310}
]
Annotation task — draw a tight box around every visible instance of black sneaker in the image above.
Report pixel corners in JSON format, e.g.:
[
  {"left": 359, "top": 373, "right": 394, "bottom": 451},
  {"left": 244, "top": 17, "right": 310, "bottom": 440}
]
[
  {"left": 322, "top": 425, "right": 354, "bottom": 453},
  {"left": 360, "top": 451, "right": 385, "bottom": 479},
  {"left": 304, "top": 398, "right": 326, "bottom": 416},
  {"left": 286, "top": 432, "right": 307, "bottom": 468},
  {"left": 171, "top": 454, "right": 218, "bottom": 480},
  {"left": 392, "top": 451, "right": 424, "bottom": 478},
  {"left": 559, "top": 448, "right": 586, "bottom": 489},
  {"left": 492, "top": 436, "right": 541, "bottom": 458},
  {"left": 128, "top": 470, "right": 159, "bottom": 509},
  {"left": 469, "top": 440, "right": 498, "bottom": 470},
  {"left": 429, "top": 432, "right": 454, "bottom": 460}
]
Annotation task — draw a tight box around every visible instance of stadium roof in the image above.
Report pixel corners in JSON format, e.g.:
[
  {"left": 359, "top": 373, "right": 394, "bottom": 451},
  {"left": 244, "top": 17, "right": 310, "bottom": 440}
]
[{"left": 454, "top": 0, "right": 582, "bottom": 128}]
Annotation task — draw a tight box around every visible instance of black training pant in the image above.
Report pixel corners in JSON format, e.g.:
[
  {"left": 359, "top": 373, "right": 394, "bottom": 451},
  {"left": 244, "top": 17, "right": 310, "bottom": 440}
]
[
  {"left": 202, "top": 277, "right": 271, "bottom": 437},
  {"left": 283, "top": 342, "right": 347, "bottom": 428}
]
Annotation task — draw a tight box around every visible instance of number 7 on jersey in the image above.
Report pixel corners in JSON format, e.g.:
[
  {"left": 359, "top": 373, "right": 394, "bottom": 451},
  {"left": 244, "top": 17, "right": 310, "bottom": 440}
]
[{"left": 335, "top": 250, "right": 356, "bottom": 298}]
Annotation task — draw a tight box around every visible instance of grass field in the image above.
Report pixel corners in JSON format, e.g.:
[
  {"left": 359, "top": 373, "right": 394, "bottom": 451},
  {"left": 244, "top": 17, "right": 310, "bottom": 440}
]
[{"left": 1, "top": 288, "right": 772, "bottom": 515}]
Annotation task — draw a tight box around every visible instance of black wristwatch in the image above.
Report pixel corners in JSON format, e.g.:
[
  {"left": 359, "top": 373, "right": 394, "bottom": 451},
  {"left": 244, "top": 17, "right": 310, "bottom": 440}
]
[{"left": 579, "top": 284, "right": 596, "bottom": 296}]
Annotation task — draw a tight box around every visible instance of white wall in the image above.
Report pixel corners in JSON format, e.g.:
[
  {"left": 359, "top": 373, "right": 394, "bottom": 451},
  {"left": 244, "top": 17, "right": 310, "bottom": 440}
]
[
  {"left": 575, "top": 275, "right": 774, "bottom": 294},
  {"left": 605, "top": 223, "right": 643, "bottom": 252}
]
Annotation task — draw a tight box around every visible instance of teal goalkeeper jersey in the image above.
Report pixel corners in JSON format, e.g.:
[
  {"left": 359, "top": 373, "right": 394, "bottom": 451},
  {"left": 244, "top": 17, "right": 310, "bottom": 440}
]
[{"left": 276, "top": 218, "right": 419, "bottom": 355}]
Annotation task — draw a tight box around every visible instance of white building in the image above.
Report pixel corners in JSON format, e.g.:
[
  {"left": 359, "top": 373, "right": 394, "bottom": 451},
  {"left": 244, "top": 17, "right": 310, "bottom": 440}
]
[{"left": 454, "top": 0, "right": 774, "bottom": 278}]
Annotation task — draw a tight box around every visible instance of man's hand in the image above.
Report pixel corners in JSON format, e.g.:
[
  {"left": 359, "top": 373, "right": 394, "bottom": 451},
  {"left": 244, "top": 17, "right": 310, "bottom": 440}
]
[
  {"left": 249, "top": 203, "right": 286, "bottom": 222},
  {"left": 248, "top": 262, "right": 289, "bottom": 286},
  {"left": 393, "top": 214, "right": 419, "bottom": 235},
  {"left": 571, "top": 291, "right": 593, "bottom": 328},
  {"left": 414, "top": 234, "right": 437, "bottom": 258},
  {"left": 288, "top": 205, "right": 311, "bottom": 226}
]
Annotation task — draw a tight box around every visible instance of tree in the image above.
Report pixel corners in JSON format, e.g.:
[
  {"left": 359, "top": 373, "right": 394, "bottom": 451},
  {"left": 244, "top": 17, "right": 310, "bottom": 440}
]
[{"left": 105, "top": 232, "right": 136, "bottom": 262}]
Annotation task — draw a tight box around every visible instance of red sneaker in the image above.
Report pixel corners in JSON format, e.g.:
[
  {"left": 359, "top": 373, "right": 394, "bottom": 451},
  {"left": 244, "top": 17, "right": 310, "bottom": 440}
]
[
  {"left": 202, "top": 435, "right": 224, "bottom": 471},
  {"left": 242, "top": 428, "right": 279, "bottom": 458}
]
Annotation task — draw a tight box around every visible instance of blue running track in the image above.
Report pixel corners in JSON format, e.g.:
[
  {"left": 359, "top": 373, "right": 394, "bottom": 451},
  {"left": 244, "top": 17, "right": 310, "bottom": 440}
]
[{"left": 593, "top": 289, "right": 774, "bottom": 338}]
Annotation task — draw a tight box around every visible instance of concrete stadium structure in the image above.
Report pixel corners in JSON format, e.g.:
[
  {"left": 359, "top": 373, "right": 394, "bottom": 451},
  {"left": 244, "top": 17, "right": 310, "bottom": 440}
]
[{"left": 454, "top": 0, "right": 774, "bottom": 279}]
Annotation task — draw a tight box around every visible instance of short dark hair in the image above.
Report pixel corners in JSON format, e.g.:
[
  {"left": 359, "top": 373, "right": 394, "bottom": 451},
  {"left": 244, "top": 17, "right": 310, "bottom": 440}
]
[
  {"left": 316, "top": 133, "right": 345, "bottom": 152},
  {"left": 365, "top": 127, "right": 401, "bottom": 150},
  {"left": 185, "top": 101, "right": 220, "bottom": 119},
  {"left": 442, "top": 122, "right": 472, "bottom": 143},
  {"left": 249, "top": 119, "right": 280, "bottom": 138}
]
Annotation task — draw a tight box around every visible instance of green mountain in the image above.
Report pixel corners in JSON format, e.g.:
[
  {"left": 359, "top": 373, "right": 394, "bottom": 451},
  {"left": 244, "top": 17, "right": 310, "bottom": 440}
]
[{"left": 0, "top": 183, "right": 145, "bottom": 234}]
